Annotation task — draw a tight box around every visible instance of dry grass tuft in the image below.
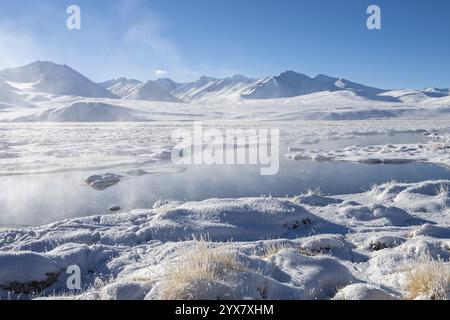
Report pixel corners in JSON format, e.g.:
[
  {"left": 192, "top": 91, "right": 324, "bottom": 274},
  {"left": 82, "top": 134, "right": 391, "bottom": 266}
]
[
  {"left": 405, "top": 257, "right": 450, "bottom": 300},
  {"left": 436, "top": 183, "right": 450, "bottom": 197},
  {"left": 159, "top": 241, "right": 247, "bottom": 300},
  {"left": 259, "top": 241, "right": 314, "bottom": 258},
  {"left": 260, "top": 241, "right": 296, "bottom": 258},
  {"left": 305, "top": 187, "right": 323, "bottom": 196},
  {"left": 369, "top": 179, "right": 398, "bottom": 195}
]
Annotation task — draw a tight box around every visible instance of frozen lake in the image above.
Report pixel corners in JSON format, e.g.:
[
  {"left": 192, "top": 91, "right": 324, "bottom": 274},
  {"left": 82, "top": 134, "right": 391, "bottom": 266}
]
[
  {"left": 4, "top": 160, "right": 450, "bottom": 226},
  {"left": 1, "top": 121, "right": 450, "bottom": 225}
]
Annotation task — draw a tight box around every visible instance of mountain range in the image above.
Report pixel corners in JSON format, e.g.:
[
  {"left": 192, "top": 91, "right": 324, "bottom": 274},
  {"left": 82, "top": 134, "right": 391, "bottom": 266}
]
[{"left": 0, "top": 61, "right": 448, "bottom": 106}]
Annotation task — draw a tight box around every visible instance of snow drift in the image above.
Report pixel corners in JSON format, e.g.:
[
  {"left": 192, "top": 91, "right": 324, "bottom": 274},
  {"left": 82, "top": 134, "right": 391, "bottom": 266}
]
[{"left": 14, "top": 102, "right": 141, "bottom": 122}]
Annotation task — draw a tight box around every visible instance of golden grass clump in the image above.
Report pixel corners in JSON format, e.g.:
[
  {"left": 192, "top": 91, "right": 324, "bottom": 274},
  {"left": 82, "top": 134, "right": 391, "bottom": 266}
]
[
  {"left": 260, "top": 241, "right": 297, "bottom": 258},
  {"left": 405, "top": 258, "right": 450, "bottom": 300},
  {"left": 159, "top": 241, "right": 247, "bottom": 300}
]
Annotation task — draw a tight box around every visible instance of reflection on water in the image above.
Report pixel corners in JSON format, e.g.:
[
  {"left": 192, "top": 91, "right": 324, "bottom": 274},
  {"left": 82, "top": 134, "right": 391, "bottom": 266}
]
[{"left": 2, "top": 157, "right": 450, "bottom": 226}]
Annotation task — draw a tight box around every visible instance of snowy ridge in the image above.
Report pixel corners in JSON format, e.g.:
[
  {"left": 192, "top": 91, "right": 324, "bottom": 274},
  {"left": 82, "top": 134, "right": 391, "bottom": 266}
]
[
  {"left": 170, "top": 75, "right": 255, "bottom": 102},
  {"left": 240, "top": 71, "right": 391, "bottom": 101},
  {"left": 154, "top": 78, "right": 183, "bottom": 93},
  {"left": 125, "top": 81, "right": 181, "bottom": 102},
  {"left": 99, "top": 78, "right": 143, "bottom": 98}
]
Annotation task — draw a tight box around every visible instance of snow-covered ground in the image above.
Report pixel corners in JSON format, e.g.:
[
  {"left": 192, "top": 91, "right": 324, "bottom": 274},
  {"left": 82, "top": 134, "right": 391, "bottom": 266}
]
[
  {"left": 2, "top": 89, "right": 450, "bottom": 122},
  {"left": 1, "top": 61, "right": 449, "bottom": 300},
  {"left": 0, "top": 179, "right": 449, "bottom": 300}
]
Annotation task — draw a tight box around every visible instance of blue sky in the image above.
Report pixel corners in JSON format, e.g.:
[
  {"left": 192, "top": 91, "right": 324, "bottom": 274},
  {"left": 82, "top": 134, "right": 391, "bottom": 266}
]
[{"left": 0, "top": 0, "right": 449, "bottom": 89}]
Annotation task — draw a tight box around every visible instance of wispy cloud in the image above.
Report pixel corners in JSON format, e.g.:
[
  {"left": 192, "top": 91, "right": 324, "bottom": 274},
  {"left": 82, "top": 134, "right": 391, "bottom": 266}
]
[
  {"left": 121, "top": 6, "right": 200, "bottom": 81},
  {"left": 0, "top": 21, "right": 41, "bottom": 70},
  {"left": 124, "top": 11, "right": 183, "bottom": 67},
  {"left": 154, "top": 69, "right": 168, "bottom": 76}
]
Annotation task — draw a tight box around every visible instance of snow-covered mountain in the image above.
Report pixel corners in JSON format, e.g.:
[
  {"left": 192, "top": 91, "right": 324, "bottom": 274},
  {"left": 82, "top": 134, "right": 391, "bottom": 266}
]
[
  {"left": 98, "top": 77, "right": 182, "bottom": 102},
  {"left": 171, "top": 75, "right": 255, "bottom": 102},
  {"left": 240, "top": 71, "right": 389, "bottom": 100},
  {"left": 125, "top": 80, "right": 181, "bottom": 102},
  {"left": 0, "top": 61, "right": 117, "bottom": 99},
  {"left": 314, "top": 74, "right": 385, "bottom": 95},
  {"left": 154, "top": 78, "right": 183, "bottom": 93},
  {"left": 100, "top": 69, "right": 449, "bottom": 103},
  {"left": 0, "top": 61, "right": 448, "bottom": 113},
  {"left": 99, "top": 78, "right": 142, "bottom": 98},
  {"left": 423, "top": 87, "right": 450, "bottom": 98},
  {"left": 241, "top": 71, "right": 332, "bottom": 99},
  {"left": 378, "top": 87, "right": 450, "bottom": 103}
]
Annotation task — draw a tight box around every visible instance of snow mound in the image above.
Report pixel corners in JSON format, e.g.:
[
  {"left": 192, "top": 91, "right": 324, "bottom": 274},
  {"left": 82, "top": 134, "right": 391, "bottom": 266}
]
[
  {"left": 393, "top": 181, "right": 450, "bottom": 213},
  {"left": 333, "top": 283, "right": 397, "bottom": 300},
  {"left": 101, "top": 281, "right": 151, "bottom": 300},
  {"left": 339, "top": 204, "right": 427, "bottom": 226},
  {"left": 269, "top": 249, "right": 354, "bottom": 299},
  {"left": 16, "top": 102, "right": 141, "bottom": 122},
  {"left": 366, "top": 239, "right": 450, "bottom": 290},
  {"left": 300, "top": 234, "right": 360, "bottom": 261},
  {"left": 409, "top": 224, "right": 450, "bottom": 239},
  {"left": 146, "top": 198, "right": 349, "bottom": 242},
  {"left": 294, "top": 194, "right": 343, "bottom": 207},
  {"left": 0, "top": 251, "right": 60, "bottom": 286}
]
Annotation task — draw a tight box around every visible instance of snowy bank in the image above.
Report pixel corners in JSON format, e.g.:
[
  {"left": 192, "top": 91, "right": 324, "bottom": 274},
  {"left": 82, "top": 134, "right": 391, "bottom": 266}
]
[{"left": 0, "top": 180, "right": 449, "bottom": 300}]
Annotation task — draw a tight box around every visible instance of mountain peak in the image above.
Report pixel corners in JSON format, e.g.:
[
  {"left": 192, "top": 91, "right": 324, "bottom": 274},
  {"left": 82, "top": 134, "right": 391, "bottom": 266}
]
[
  {"left": 125, "top": 80, "right": 180, "bottom": 102},
  {"left": 156, "top": 77, "right": 175, "bottom": 82},
  {"left": 0, "top": 61, "right": 116, "bottom": 98},
  {"left": 314, "top": 74, "right": 339, "bottom": 81},
  {"left": 278, "top": 70, "right": 309, "bottom": 78},
  {"left": 227, "top": 74, "right": 255, "bottom": 83},
  {"left": 196, "top": 76, "right": 217, "bottom": 84}
]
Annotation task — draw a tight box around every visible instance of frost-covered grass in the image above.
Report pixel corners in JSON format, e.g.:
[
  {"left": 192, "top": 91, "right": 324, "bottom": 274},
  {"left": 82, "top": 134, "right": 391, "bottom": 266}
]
[
  {"left": 260, "top": 241, "right": 302, "bottom": 258},
  {"left": 406, "top": 257, "right": 450, "bottom": 300},
  {"left": 157, "top": 241, "right": 247, "bottom": 300}
]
